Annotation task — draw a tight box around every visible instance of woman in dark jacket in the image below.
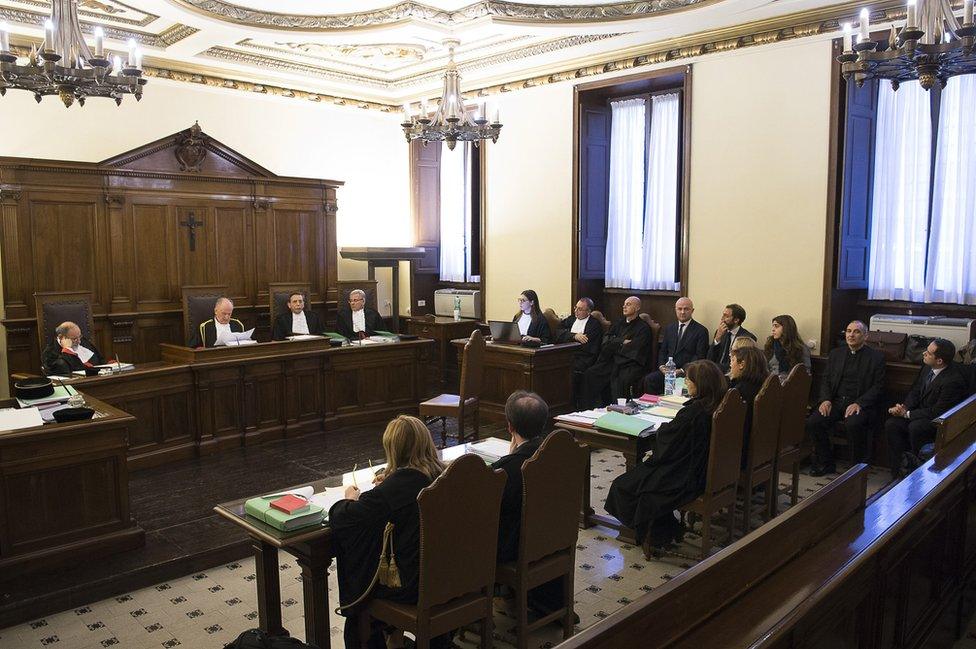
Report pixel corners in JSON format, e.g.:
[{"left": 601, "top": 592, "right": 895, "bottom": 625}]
[
  {"left": 729, "top": 346, "right": 770, "bottom": 468},
  {"left": 605, "top": 360, "right": 728, "bottom": 558},
  {"left": 513, "top": 288, "right": 552, "bottom": 344},
  {"left": 330, "top": 415, "right": 446, "bottom": 649},
  {"left": 763, "top": 314, "right": 812, "bottom": 378}
]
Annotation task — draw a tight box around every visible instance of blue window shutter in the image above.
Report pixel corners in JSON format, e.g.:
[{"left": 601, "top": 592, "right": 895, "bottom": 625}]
[
  {"left": 579, "top": 105, "right": 611, "bottom": 279},
  {"left": 838, "top": 79, "right": 879, "bottom": 289}
]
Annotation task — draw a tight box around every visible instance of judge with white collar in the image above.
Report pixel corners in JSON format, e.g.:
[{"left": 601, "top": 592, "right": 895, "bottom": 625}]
[
  {"left": 188, "top": 297, "right": 245, "bottom": 348},
  {"left": 336, "top": 289, "right": 384, "bottom": 340},
  {"left": 41, "top": 321, "right": 105, "bottom": 375},
  {"left": 272, "top": 292, "right": 325, "bottom": 340}
]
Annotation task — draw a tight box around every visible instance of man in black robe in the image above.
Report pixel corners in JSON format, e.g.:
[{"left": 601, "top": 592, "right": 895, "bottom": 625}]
[
  {"left": 41, "top": 321, "right": 105, "bottom": 375},
  {"left": 336, "top": 289, "right": 385, "bottom": 339},
  {"left": 581, "top": 296, "right": 652, "bottom": 408},
  {"left": 805, "top": 320, "right": 886, "bottom": 476},
  {"left": 188, "top": 297, "right": 245, "bottom": 348},
  {"left": 271, "top": 292, "right": 325, "bottom": 340},
  {"left": 555, "top": 297, "right": 604, "bottom": 407}
]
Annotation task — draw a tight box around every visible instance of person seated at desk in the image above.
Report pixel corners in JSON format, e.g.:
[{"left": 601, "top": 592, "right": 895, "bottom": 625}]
[
  {"left": 605, "top": 360, "right": 727, "bottom": 558},
  {"left": 188, "top": 297, "right": 244, "bottom": 348},
  {"left": 41, "top": 321, "right": 105, "bottom": 374},
  {"left": 642, "top": 297, "right": 709, "bottom": 395},
  {"left": 337, "top": 289, "right": 384, "bottom": 340},
  {"left": 763, "top": 314, "right": 811, "bottom": 379},
  {"left": 581, "top": 296, "right": 652, "bottom": 407},
  {"left": 707, "top": 303, "right": 757, "bottom": 373},
  {"left": 805, "top": 320, "right": 885, "bottom": 477},
  {"left": 271, "top": 292, "right": 324, "bottom": 340},
  {"left": 885, "top": 338, "right": 968, "bottom": 480},
  {"left": 330, "top": 415, "right": 449, "bottom": 649},
  {"left": 729, "top": 346, "right": 770, "bottom": 468},
  {"left": 555, "top": 298, "right": 603, "bottom": 405},
  {"left": 513, "top": 289, "right": 551, "bottom": 344}
]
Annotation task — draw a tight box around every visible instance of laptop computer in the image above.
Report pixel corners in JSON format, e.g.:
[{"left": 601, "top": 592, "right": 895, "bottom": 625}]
[{"left": 489, "top": 320, "right": 522, "bottom": 345}]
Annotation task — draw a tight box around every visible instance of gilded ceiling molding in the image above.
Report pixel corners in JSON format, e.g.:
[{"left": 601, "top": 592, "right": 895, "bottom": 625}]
[
  {"left": 10, "top": 0, "right": 158, "bottom": 26},
  {"left": 0, "top": 6, "right": 196, "bottom": 47},
  {"left": 171, "top": 0, "right": 715, "bottom": 31},
  {"left": 202, "top": 47, "right": 391, "bottom": 88},
  {"left": 158, "top": 23, "right": 201, "bottom": 46}
]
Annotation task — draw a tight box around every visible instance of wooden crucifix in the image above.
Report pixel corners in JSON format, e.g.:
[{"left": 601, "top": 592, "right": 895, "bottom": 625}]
[{"left": 179, "top": 211, "right": 204, "bottom": 251}]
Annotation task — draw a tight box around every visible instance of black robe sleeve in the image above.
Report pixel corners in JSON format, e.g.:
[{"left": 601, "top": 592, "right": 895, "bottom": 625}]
[
  {"left": 187, "top": 321, "right": 207, "bottom": 348},
  {"left": 527, "top": 315, "right": 551, "bottom": 343},
  {"left": 366, "top": 308, "right": 385, "bottom": 334},
  {"left": 336, "top": 309, "right": 354, "bottom": 339},
  {"left": 616, "top": 319, "right": 651, "bottom": 364},
  {"left": 271, "top": 313, "right": 290, "bottom": 341},
  {"left": 855, "top": 348, "right": 886, "bottom": 409}
]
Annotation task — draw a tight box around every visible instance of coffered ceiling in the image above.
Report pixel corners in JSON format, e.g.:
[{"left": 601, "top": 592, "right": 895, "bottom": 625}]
[{"left": 0, "top": 0, "right": 854, "bottom": 105}]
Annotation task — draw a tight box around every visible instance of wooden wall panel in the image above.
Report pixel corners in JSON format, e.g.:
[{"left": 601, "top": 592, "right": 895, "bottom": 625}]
[
  {"left": 214, "top": 205, "right": 252, "bottom": 303},
  {"left": 272, "top": 208, "right": 315, "bottom": 287},
  {"left": 29, "top": 199, "right": 98, "bottom": 296},
  {"left": 132, "top": 203, "right": 176, "bottom": 307}
]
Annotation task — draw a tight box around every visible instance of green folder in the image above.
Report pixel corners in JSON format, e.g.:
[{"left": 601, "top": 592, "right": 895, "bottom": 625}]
[
  {"left": 373, "top": 330, "right": 397, "bottom": 338},
  {"left": 323, "top": 331, "right": 348, "bottom": 341},
  {"left": 594, "top": 412, "right": 656, "bottom": 437},
  {"left": 243, "top": 496, "right": 324, "bottom": 532}
]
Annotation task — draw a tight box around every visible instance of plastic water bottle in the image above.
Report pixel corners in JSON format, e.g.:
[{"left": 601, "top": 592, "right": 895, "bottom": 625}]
[
  {"left": 453, "top": 294, "right": 461, "bottom": 322},
  {"left": 664, "top": 356, "right": 677, "bottom": 396}
]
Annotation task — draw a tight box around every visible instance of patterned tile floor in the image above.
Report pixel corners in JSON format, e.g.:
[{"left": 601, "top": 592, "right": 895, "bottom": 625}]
[{"left": 0, "top": 452, "right": 892, "bottom": 649}]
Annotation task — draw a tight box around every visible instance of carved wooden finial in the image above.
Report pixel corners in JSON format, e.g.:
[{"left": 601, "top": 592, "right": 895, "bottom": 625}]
[{"left": 174, "top": 122, "right": 207, "bottom": 173}]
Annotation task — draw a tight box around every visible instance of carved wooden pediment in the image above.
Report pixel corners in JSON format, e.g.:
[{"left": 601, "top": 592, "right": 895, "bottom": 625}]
[{"left": 99, "top": 121, "right": 276, "bottom": 178}]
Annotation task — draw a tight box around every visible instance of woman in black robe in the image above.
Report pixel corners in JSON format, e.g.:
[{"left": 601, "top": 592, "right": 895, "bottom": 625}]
[
  {"left": 513, "top": 289, "right": 552, "bottom": 344},
  {"left": 330, "top": 415, "right": 446, "bottom": 649},
  {"left": 728, "top": 346, "right": 770, "bottom": 469},
  {"left": 605, "top": 360, "right": 728, "bottom": 558}
]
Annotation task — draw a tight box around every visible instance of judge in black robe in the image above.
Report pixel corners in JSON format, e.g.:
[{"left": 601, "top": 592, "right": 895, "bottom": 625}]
[
  {"left": 581, "top": 296, "right": 652, "bottom": 408},
  {"left": 556, "top": 299, "right": 604, "bottom": 407},
  {"left": 605, "top": 398, "right": 712, "bottom": 548},
  {"left": 187, "top": 317, "right": 245, "bottom": 348},
  {"left": 41, "top": 324, "right": 105, "bottom": 375},
  {"left": 271, "top": 309, "right": 325, "bottom": 341},
  {"left": 336, "top": 290, "right": 385, "bottom": 339}
]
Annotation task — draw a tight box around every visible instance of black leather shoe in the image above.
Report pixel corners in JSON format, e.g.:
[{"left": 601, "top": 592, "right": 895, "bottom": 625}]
[{"left": 808, "top": 464, "right": 836, "bottom": 477}]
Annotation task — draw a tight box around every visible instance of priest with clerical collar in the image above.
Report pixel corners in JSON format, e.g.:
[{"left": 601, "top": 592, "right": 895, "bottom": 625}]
[
  {"left": 41, "top": 321, "right": 105, "bottom": 375},
  {"left": 336, "top": 289, "right": 384, "bottom": 340},
  {"left": 271, "top": 292, "right": 325, "bottom": 341},
  {"left": 188, "top": 297, "right": 245, "bottom": 348}
]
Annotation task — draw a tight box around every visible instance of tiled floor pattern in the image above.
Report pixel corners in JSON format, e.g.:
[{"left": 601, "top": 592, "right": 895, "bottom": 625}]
[{"left": 0, "top": 452, "right": 891, "bottom": 649}]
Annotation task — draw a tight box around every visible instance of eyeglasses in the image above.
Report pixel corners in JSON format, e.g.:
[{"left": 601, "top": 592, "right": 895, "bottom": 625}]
[{"left": 517, "top": 298, "right": 529, "bottom": 303}]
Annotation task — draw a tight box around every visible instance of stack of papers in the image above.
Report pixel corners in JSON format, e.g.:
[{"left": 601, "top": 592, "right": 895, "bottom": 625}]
[
  {"left": 244, "top": 486, "right": 324, "bottom": 531},
  {"left": 645, "top": 405, "right": 682, "bottom": 419},
  {"left": 16, "top": 384, "right": 77, "bottom": 409},
  {"left": 554, "top": 409, "right": 604, "bottom": 428},
  {"left": 0, "top": 407, "right": 44, "bottom": 432},
  {"left": 215, "top": 328, "right": 256, "bottom": 346},
  {"left": 594, "top": 411, "right": 657, "bottom": 437},
  {"left": 467, "top": 438, "right": 511, "bottom": 464},
  {"left": 286, "top": 334, "right": 323, "bottom": 341},
  {"left": 93, "top": 362, "right": 135, "bottom": 372},
  {"left": 660, "top": 394, "right": 690, "bottom": 408}
]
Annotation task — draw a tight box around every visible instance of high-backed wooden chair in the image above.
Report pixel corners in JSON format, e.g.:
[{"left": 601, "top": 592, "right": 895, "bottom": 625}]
[
  {"left": 268, "top": 282, "right": 311, "bottom": 323},
  {"left": 337, "top": 279, "right": 379, "bottom": 313},
  {"left": 34, "top": 291, "right": 95, "bottom": 354},
  {"left": 738, "top": 375, "right": 785, "bottom": 537},
  {"left": 590, "top": 310, "right": 612, "bottom": 333},
  {"left": 420, "top": 330, "right": 484, "bottom": 447},
  {"left": 630, "top": 313, "right": 661, "bottom": 397},
  {"left": 678, "top": 389, "right": 747, "bottom": 559},
  {"left": 495, "top": 430, "right": 588, "bottom": 649},
  {"left": 772, "top": 364, "right": 814, "bottom": 517},
  {"left": 543, "top": 307, "right": 561, "bottom": 341},
  {"left": 361, "top": 454, "right": 506, "bottom": 649},
  {"left": 181, "top": 285, "right": 229, "bottom": 346}
]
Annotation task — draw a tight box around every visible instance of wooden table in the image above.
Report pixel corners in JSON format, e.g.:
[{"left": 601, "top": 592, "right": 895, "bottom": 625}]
[
  {"left": 452, "top": 339, "right": 579, "bottom": 422},
  {"left": 0, "top": 394, "right": 144, "bottom": 577},
  {"left": 214, "top": 440, "right": 499, "bottom": 649},
  {"left": 404, "top": 316, "right": 483, "bottom": 388},
  {"left": 554, "top": 421, "right": 640, "bottom": 545}
]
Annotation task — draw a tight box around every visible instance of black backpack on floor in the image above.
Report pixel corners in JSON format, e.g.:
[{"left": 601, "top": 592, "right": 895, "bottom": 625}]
[{"left": 224, "top": 629, "right": 317, "bottom": 649}]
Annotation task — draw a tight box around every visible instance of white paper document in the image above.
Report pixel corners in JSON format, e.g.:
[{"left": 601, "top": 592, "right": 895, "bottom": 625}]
[
  {"left": 343, "top": 464, "right": 387, "bottom": 493},
  {"left": 286, "top": 334, "right": 323, "bottom": 341},
  {"left": 215, "top": 328, "right": 256, "bottom": 346},
  {"left": 467, "top": 438, "right": 512, "bottom": 463},
  {"left": 263, "top": 485, "right": 314, "bottom": 500},
  {"left": 310, "top": 486, "right": 347, "bottom": 516},
  {"left": 0, "top": 407, "right": 44, "bottom": 432},
  {"left": 76, "top": 345, "right": 95, "bottom": 364}
]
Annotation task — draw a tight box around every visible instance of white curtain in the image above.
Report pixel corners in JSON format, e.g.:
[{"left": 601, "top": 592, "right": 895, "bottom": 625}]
[
  {"left": 439, "top": 142, "right": 468, "bottom": 282},
  {"left": 640, "top": 92, "right": 680, "bottom": 291},
  {"left": 867, "top": 80, "right": 931, "bottom": 301},
  {"left": 605, "top": 98, "right": 648, "bottom": 288},
  {"left": 925, "top": 74, "right": 976, "bottom": 304}
]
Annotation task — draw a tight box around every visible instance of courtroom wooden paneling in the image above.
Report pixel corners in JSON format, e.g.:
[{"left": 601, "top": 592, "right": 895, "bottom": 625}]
[
  {"left": 0, "top": 123, "right": 343, "bottom": 380},
  {"left": 0, "top": 395, "right": 144, "bottom": 577}
]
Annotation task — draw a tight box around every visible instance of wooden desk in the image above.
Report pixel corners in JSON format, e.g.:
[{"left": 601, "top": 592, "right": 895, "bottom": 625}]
[
  {"left": 555, "top": 422, "right": 639, "bottom": 545},
  {"left": 404, "top": 316, "right": 483, "bottom": 388},
  {"left": 0, "top": 394, "right": 144, "bottom": 577},
  {"left": 214, "top": 440, "right": 494, "bottom": 649},
  {"left": 452, "top": 339, "right": 579, "bottom": 422}
]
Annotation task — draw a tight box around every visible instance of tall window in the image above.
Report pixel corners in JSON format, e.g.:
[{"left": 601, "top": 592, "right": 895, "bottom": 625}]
[
  {"left": 840, "top": 74, "right": 976, "bottom": 304},
  {"left": 605, "top": 92, "right": 681, "bottom": 290},
  {"left": 439, "top": 143, "right": 477, "bottom": 283}
]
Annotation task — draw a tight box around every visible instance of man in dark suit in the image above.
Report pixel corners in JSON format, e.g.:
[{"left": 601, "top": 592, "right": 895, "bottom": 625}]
[
  {"left": 271, "top": 292, "right": 325, "bottom": 340},
  {"left": 706, "top": 303, "right": 757, "bottom": 372},
  {"left": 188, "top": 297, "right": 245, "bottom": 348},
  {"left": 555, "top": 297, "right": 603, "bottom": 407},
  {"left": 41, "top": 321, "right": 105, "bottom": 375},
  {"left": 642, "top": 296, "right": 709, "bottom": 394},
  {"left": 336, "top": 289, "right": 384, "bottom": 339},
  {"left": 581, "top": 296, "right": 653, "bottom": 407},
  {"left": 805, "top": 320, "right": 886, "bottom": 476},
  {"left": 885, "top": 338, "right": 967, "bottom": 479}
]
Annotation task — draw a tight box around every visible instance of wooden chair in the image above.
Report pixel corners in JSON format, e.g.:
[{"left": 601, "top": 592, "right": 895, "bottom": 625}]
[
  {"left": 268, "top": 282, "right": 310, "bottom": 323},
  {"left": 639, "top": 313, "right": 661, "bottom": 373},
  {"left": 590, "top": 310, "right": 612, "bottom": 333},
  {"left": 361, "top": 454, "right": 506, "bottom": 649},
  {"left": 737, "top": 374, "right": 785, "bottom": 537},
  {"left": 180, "top": 285, "right": 229, "bottom": 346},
  {"left": 495, "top": 430, "right": 588, "bottom": 649},
  {"left": 678, "top": 388, "right": 747, "bottom": 559},
  {"left": 420, "top": 330, "right": 484, "bottom": 447},
  {"left": 543, "top": 308, "right": 561, "bottom": 341},
  {"left": 33, "top": 291, "right": 95, "bottom": 354},
  {"left": 771, "top": 364, "right": 813, "bottom": 517}
]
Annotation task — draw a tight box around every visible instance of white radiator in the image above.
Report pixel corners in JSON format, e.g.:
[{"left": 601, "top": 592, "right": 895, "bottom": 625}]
[
  {"left": 870, "top": 314, "right": 975, "bottom": 351},
  {"left": 433, "top": 289, "right": 481, "bottom": 318}
]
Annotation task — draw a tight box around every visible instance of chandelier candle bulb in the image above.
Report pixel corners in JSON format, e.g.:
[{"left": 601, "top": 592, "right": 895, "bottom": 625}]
[
  {"left": 860, "top": 8, "right": 871, "bottom": 41},
  {"left": 889, "top": 24, "right": 898, "bottom": 48},
  {"left": 907, "top": 0, "right": 917, "bottom": 29},
  {"left": 94, "top": 26, "right": 103, "bottom": 57},
  {"left": 0, "top": 23, "right": 9, "bottom": 53},
  {"left": 843, "top": 22, "right": 854, "bottom": 51},
  {"left": 126, "top": 38, "right": 135, "bottom": 66},
  {"left": 134, "top": 49, "right": 141, "bottom": 70},
  {"left": 44, "top": 19, "right": 53, "bottom": 52},
  {"left": 113, "top": 54, "right": 121, "bottom": 74},
  {"left": 966, "top": 0, "right": 974, "bottom": 25}
]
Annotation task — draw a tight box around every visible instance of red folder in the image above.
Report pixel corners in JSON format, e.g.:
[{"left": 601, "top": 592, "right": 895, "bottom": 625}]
[{"left": 270, "top": 494, "right": 310, "bottom": 515}]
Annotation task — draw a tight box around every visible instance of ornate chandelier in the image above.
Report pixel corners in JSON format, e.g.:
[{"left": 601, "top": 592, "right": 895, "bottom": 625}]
[
  {"left": 400, "top": 40, "right": 501, "bottom": 150},
  {"left": 838, "top": 0, "right": 976, "bottom": 90},
  {"left": 0, "top": 0, "right": 145, "bottom": 107}
]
